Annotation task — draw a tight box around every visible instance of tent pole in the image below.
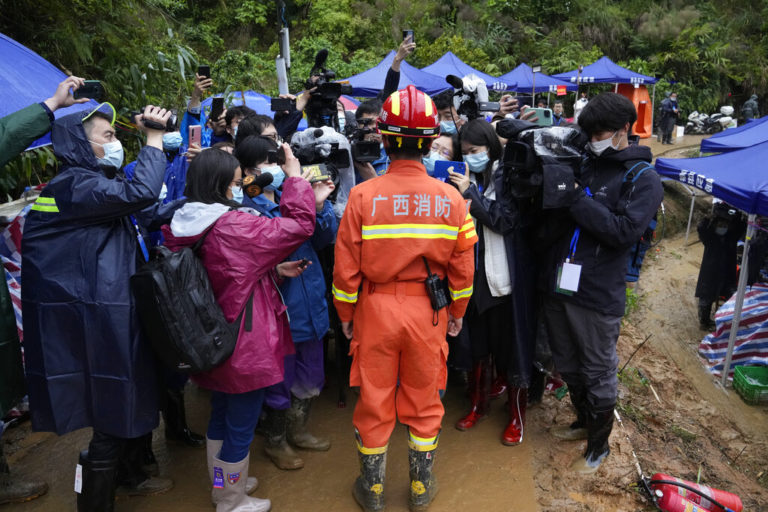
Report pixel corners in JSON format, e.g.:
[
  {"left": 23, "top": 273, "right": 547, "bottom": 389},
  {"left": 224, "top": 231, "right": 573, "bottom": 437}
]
[
  {"left": 720, "top": 214, "right": 756, "bottom": 387},
  {"left": 614, "top": 83, "right": 618, "bottom": 93},
  {"left": 684, "top": 187, "right": 696, "bottom": 245},
  {"left": 651, "top": 83, "right": 656, "bottom": 138}
]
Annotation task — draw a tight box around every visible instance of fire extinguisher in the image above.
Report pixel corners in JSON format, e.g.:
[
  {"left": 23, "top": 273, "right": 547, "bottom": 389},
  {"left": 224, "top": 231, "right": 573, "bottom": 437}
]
[{"left": 650, "top": 473, "right": 743, "bottom": 512}]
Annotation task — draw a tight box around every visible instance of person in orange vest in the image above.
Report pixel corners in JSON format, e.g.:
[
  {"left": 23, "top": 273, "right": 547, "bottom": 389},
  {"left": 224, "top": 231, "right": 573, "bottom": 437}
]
[{"left": 333, "top": 85, "right": 477, "bottom": 512}]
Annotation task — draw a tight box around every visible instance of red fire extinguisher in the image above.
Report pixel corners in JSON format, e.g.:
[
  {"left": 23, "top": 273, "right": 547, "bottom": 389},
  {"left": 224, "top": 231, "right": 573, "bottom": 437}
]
[{"left": 650, "top": 473, "right": 743, "bottom": 512}]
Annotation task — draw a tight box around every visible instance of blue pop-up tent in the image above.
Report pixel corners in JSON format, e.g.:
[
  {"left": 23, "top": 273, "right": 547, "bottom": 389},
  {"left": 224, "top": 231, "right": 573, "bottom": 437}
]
[
  {"left": 0, "top": 33, "right": 97, "bottom": 150},
  {"left": 656, "top": 142, "right": 768, "bottom": 385},
  {"left": 422, "top": 52, "right": 512, "bottom": 90},
  {"left": 700, "top": 116, "right": 768, "bottom": 153},
  {"left": 497, "top": 63, "right": 576, "bottom": 94},
  {"left": 340, "top": 51, "right": 449, "bottom": 97},
  {"left": 552, "top": 56, "right": 658, "bottom": 85}
]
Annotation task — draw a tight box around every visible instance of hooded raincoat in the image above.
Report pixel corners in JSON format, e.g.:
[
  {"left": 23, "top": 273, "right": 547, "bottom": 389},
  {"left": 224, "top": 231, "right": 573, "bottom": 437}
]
[
  {"left": 21, "top": 111, "right": 170, "bottom": 438},
  {"left": 161, "top": 176, "right": 316, "bottom": 394}
]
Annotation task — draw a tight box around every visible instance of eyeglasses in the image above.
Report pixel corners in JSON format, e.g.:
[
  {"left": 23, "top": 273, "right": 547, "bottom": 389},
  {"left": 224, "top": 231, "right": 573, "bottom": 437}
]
[
  {"left": 263, "top": 133, "right": 282, "bottom": 144},
  {"left": 356, "top": 118, "right": 377, "bottom": 127},
  {"left": 431, "top": 147, "right": 452, "bottom": 159}
]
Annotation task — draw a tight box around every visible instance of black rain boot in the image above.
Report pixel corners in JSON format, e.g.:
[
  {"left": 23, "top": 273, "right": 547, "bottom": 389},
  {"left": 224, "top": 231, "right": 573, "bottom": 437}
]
[
  {"left": 551, "top": 382, "right": 588, "bottom": 441},
  {"left": 76, "top": 450, "right": 117, "bottom": 512},
  {"left": 352, "top": 436, "right": 387, "bottom": 512},
  {"left": 287, "top": 396, "right": 331, "bottom": 451},
  {"left": 528, "top": 364, "right": 547, "bottom": 406},
  {"left": 115, "top": 436, "right": 173, "bottom": 497},
  {"left": 141, "top": 433, "right": 159, "bottom": 477},
  {"left": 407, "top": 431, "right": 439, "bottom": 512},
  {"left": 163, "top": 387, "right": 205, "bottom": 447},
  {"left": 570, "top": 406, "right": 614, "bottom": 474},
  {"left": 0, "top": 441, "right": 48, "bottom": 506},
  {"left": 262, "top": 407, "right": 304, "bottom": 470},
  {"left": 698, "top": 300, "right": 715, "bottom": 330}
]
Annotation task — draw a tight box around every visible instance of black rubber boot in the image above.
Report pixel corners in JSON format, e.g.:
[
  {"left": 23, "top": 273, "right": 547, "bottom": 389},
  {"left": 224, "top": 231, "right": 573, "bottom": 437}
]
[
  {"left": 0, "top": 441, "right": 48, "bottom": 506},
  {"left": 262, "top": 407, "right": 304, "bottom": 470},
  {"left": 551, "top": 382, "right": 588, "bottom": 440},
  {"left": 287, "top": 396, "right": 331, "bottom": 451},
  {"left": 352, "top": 446, "right": 386, "bottom": 512},
  {"left": 163, "top": 387, "right": 205, "bottom": 447},
  {"left": 77, "top": 450, "right": 117, "bottom": 512},
  {"left": 571, "top": 406, "right": 614, "bottom": 474},
  {"left": 698, "top": 300, "right": 715, "bottom": 330},
  {"left": 407, "top": 439, "right": 438, "bottom": 511}
]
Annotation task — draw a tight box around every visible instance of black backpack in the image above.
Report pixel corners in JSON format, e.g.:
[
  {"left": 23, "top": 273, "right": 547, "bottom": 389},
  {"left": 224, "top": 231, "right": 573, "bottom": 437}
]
[{"left": 130, "top": 224, "right": 252, "bottom": 374}]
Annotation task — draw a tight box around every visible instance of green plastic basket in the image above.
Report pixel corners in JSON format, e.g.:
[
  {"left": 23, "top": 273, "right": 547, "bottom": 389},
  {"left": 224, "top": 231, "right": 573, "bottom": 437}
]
[{"left": 733, "top": 366, "right": 768, "bottom": 405}]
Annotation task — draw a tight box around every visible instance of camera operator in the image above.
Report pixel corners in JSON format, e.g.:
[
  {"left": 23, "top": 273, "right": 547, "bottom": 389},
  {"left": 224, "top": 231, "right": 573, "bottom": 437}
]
[
  {"left": 351, "top": 99, "right": 387, "bottom": 181},
  {"left": 541, "top": 93, "right": 663, "bottom": 474},
  {"left": 22, "top": 104, "right": 178, "bottom": 510}
]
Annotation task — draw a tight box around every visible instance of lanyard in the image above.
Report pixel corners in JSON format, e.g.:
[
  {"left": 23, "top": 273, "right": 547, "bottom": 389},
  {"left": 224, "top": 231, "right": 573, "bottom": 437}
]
[
  {"left": 130, "top": 215, "right": 150, "bottom": 262},
  {"left": 567, "top": 187, "right": 592, "bottom": 262}
]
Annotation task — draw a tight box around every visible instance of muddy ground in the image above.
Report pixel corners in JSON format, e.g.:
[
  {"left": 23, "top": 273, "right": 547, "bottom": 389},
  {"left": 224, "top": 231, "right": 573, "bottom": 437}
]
[{"left": 4, "top": 133, "right": 768, "bottom": 511}]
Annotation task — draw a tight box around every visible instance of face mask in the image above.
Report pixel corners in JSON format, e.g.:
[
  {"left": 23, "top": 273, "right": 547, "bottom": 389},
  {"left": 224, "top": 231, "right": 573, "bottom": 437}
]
[
  {"left": 261, "top": 165, "right": 285, "bottom": 191},
  {"left": 232, "top": 126, "right": 238, "bottom": 140},
  {"left": 440, "top": 120, "right": 457, "bottom": 135},
  {"left": 159, "top": 183, "right": 168, "bottom": 201},
  {"left": 464, "top": 151, "right": 489, "bottom": 173},
  {"left": 587, "top": 131, "right": 622, "bottom": 156},
  {"left": 162, "top": 132, "right": 183, "bottom": 151},
  {"left": 91, "top": 139, "right": 124, "bottom": 170},
  {"left": 338, "top": 113, "right": 346, "bottom": 132},
  {"left": 714, "top": 226, "right": 728, "bottom": 236},
  {"left": 230, "top": 185, "right": 243, "bottom": 203},
  {"left": 422, "top": 151, "right": 448, "bottom": 175}
]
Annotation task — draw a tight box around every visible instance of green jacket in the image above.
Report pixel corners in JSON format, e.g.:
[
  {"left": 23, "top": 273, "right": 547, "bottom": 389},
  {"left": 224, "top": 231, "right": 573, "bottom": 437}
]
[{"left": 0, "top": 102, "right": 52, "bottom": 417}]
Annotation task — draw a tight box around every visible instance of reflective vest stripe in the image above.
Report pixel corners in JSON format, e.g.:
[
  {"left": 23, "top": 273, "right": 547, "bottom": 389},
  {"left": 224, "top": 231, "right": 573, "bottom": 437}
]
[
  {"left": 464, "top": 229, "right": 477, "bottom": 239},
  {"left": 459, "top": 221, "right": 474, "bottom": 233},
  {"left": 449, "top": 286, "right": 473, "bottom": 300},
  {"left": 31, "top": 196, "right": 59, "bottom": 213},
  {"left": 361, "top": 223, "right": 459, "bottom": 240},
  {"left": 332, "top": 284, "right": 358, "bottom": 303}
]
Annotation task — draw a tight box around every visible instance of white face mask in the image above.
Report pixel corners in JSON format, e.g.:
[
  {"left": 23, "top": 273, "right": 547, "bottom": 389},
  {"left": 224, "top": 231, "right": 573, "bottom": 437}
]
[
  {"left": 588, "top": 131, "right": 622, "bottom": 156},
  {"left": 91, "top": 139, "right": 125, "bottom": 169}
]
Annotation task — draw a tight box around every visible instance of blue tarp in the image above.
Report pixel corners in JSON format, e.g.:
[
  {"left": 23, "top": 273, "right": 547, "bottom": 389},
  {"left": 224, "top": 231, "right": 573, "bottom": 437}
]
[
  {"left": 0, "top": 33, "right": 97, "bottom": 150},
  {"left": 497, "top": 63, "right": 577, "bottom": 94},
  {"left": 202, "top": 90, "right": 308, "bottom": 131},
  {"left": 421, "top": 52, "right": 512, "bottom": 90},
  {"left": 340, "top": 51, "right": 449, "bottom": 97},
  {"left": 655, "top": 141, "right": 768, "bottom": 216},
  {"left": 700, "top": 116, "right": 768, "bottom": 153},
  {"left": 552, "top": 56, "right": 658, "bottom": 85}
]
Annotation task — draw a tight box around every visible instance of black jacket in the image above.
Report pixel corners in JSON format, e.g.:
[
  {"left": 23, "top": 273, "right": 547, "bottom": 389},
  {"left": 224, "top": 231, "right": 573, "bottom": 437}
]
[
  {"left": 695, "top": 215, "right": 745, "bottom": 301},
  {"left": 539, "top": 144, "right": 664, "bottom": 316}
]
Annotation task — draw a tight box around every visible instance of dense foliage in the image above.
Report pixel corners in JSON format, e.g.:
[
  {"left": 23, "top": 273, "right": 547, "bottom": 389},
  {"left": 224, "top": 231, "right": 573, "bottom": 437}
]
[{"left": 0, "top": 0, "right": 766, "bottom": 198}]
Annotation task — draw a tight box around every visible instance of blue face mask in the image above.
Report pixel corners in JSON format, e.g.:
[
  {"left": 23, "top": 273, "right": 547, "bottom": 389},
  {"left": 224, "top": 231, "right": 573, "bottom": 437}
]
[
  {"left": 440, "top": 120, "right": 457, "bottom": 135},
  {"left": 91, "top": 139, "right": 124, "bottom": 170},
  {"left": 230, "top": 185, "right": 243, "bottom": 203},
  {"left": 422, "top": 151, "right": 448, "bottom": 175},
  {"left": 162, "top": 132, "right": 183, "bottom": 151},
  {"left": 464, "top": 151, "right": 489, "bottom": 173},
  {"left": 261, "top": 165, "right": 285, "bottom": 191},
  {"left": 338, "top": 113, "right": 346, "bottom": 133}
]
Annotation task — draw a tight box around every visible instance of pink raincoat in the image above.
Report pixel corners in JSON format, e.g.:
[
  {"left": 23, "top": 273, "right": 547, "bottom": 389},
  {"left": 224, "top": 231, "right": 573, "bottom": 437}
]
[{"left": 162, "top": 177, "right": 316, "bottom": 393}]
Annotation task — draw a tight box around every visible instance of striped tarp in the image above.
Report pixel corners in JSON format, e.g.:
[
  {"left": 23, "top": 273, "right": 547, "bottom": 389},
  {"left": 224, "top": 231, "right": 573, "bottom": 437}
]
[
  {"left": 0, "top": 204, "right": 30, "bottom": 342},
  {"left": 699, "top": 282, "right": 768, "bottom": 378}
]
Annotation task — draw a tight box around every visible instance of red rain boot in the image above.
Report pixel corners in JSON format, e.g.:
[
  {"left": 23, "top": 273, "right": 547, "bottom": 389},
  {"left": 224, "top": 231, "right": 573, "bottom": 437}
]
[
  {"left": 501, "top": 387, "right": 527, "bottom": 446},
  {"left": 455, "top": 359, "right": 491, "bottom": 431},
  {"left": 488, "top": 375, "right": 508, "bottom": 399}
]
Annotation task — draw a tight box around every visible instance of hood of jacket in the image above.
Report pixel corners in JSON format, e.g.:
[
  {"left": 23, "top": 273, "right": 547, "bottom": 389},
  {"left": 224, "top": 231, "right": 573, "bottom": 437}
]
[
  {"left": 168, "top": 201, "right": 232, "bottom": 240},
  {"left": 51, "top": 110, "right": 101, "bottom": 171}
]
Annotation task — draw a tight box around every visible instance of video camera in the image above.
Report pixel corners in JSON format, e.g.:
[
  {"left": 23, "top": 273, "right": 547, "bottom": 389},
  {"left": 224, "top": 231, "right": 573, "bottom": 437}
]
[
  {"left": 496, "top": 119, "right": 587, "bottom": 209},
  {"left": 349, "top": 126, "right": 381, "bottom": 163},
  {"left": 305, "top": 49, "right": 353, "bottom": 130},
  {"left": 446, "top": 74, "right": 500, "bottom": 121},
  {"left": 130, "top": 108, "right": 178, "bottom": 132}
]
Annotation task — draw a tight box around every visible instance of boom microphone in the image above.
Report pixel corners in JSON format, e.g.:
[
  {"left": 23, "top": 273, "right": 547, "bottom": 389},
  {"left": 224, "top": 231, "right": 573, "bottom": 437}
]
[
  {"left": 313, "top": 49, "right": 329, "bottom": 71},
  {"left": 446, "top": 74, "right": 464, "bottom": 90}
]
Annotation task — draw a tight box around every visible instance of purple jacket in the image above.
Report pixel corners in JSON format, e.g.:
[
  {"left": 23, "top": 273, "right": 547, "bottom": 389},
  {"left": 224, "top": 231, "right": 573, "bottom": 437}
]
[{"left": 162, "top": 177, "right": 315, "bottom": 393}]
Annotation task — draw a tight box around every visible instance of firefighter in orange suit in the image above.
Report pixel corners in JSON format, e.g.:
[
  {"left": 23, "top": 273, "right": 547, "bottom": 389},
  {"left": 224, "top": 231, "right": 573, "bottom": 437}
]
[{"left": 332, "top": 85, "right": 477, "bottom": 512}]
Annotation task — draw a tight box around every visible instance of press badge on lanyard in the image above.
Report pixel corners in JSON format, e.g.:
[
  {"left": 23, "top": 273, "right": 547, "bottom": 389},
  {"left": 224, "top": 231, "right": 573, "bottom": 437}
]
[{"left": 556, "top": 187, "right": 591, "bottom": 295}]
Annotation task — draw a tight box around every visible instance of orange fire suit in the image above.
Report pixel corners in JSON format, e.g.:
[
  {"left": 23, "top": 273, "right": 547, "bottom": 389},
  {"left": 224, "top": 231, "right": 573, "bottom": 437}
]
[{"left": 333, "top": 159, "right": 477, "bottom": 448}]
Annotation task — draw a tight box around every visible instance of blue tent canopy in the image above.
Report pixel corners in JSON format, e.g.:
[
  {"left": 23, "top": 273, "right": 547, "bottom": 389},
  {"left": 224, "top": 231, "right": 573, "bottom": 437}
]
[
  {"left": 340, "top": 51, "right": 449, "bottom": 97},
  {"left": 655, "top": 141, "right": 768, "bottom": 215},
  {"left": 421, "top": 52, "right": 512, "bottom": 90},
  {"left": 700, "top": 116, "right": 768, "bottom": 153},
  {"left": 202, "top": 90, "right": 308, "bottom": 130},
  {"left": 0, "top": 33, "right": 97, "bottom": 150},
  {"left": 552, "top": 56, "right": 658, "bottom": 85},
  {"left": 497, "top": 63, "right": 576, "bottom": 94}
]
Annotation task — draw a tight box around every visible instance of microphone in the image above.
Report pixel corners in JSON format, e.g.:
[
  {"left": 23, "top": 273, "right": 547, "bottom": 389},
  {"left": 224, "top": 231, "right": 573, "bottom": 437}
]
[
  {"left": 243, "top": 173, "right": 274, "bottom": 198},
  {"left": 446, "top": 74, "right": 464, "bottom": 90},
  {"left": 313, "top": 49, "right": 329, "bottom": 71}
]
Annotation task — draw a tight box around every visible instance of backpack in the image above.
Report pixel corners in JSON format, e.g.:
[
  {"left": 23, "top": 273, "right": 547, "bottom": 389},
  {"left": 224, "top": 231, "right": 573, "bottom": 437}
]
[{"left": 130, "top": 223, "right": 252, "bottom": 374}]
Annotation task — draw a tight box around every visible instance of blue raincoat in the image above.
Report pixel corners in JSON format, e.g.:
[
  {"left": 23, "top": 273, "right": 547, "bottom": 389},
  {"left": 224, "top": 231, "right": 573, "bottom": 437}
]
[{"left": 21, "top": 111, "right": 170, "bottom": 438}]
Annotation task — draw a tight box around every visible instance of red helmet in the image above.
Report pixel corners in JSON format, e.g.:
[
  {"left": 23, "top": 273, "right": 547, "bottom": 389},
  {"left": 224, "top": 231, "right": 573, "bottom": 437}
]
[{"left": 378, "top": 85, "right": 440, "bottom": 138}]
